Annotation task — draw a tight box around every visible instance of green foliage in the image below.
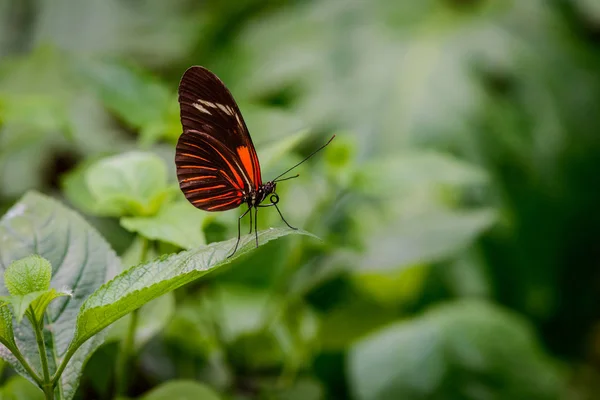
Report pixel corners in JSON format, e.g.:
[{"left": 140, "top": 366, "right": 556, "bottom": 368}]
[
  {"left": 71, "top": 228, "right": 313, "bottom": 355},
  {"left": 139, "top": 380, "right": 221, "bottom": 400},
  {"left": 0, "top": 192, "right": 308, "bottom": 399},
  {"left": 120, "top": 201, "right": 207, "bottom": 250},
  {"left": 4, "top": 256, "right": 52, "bottom": 296},
  {"left": 85, "top": 151, "right": 173, "bottom": 217},
  {"left": 0, "top": 192, "right": 120, "bottom": 399},
  {"left": 0, "top": 375, "right": 44, "bottom": 400},
  {"left": 1, "top": 0, "right": 600, "bottom": 399},
  {"left": 79, "top": 59, "right": 180, "bottom": 146}
]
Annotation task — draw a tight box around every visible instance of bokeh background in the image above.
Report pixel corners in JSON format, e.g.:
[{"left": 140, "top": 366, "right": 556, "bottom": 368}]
[{"left": 1, "top": 0, "right": 600, "bottom": 399}]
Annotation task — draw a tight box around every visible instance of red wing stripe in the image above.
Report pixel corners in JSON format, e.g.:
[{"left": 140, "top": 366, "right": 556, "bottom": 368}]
[
  {"left": 191, "top": 192, "right": 238, "bottom": 204},
  {"left": 203, "top": 141, "right": 246, "bottom": 189},
  {"left": 186, "top": 185, "right": 227, "bottom": 193},
  {"left": 180, "top": 175, "right": 218, "bottom": 183},
  {"left": 178, "top": 165, "right": 218, "bottom": 171},
  {"left": 207, "top": 198, "right": 242, "bottom": 210},
  {"left": 178, "top": 152, "right": 212, "bottom": 162}
]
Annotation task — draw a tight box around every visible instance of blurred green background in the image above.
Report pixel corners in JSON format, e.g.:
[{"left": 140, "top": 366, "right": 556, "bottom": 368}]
[{"left": 1, "top": 0, "right": 600, "bottom": 399}]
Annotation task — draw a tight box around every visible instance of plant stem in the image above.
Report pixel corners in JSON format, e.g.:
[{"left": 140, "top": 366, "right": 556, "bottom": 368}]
[
  {"left": 115, "top": 308, "right": 139, "bottom": 396},
  {"left": 114, "top": 236, "right": 149, "bottom": 396},
  {"left": 8, "top": 343, "right": 43, "bottom": 386},
  {"left": 50, "top": 346, "right": 75, "bottom": 388},
  {"left": 31, "top": 307, "right": 53, "bottom": 399}
]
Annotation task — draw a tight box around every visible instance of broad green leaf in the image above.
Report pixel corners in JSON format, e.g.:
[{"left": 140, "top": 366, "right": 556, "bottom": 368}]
[
  {"left": 318, "top": 294, "right": 397, "bottom": 351},
  {"left": 261, "top": 378, "right": 324, "bottom": 400},
  {"left": 0, "top": 45, "right": 130, "bottom": 197},
  {"left": 121, "top": 201, "right": 207, "bottom": 249},
  {"left": 355, "top": 209, "right": 497, "bottom": 273},
  {"left": 354, "top": 151, "right": 488, "bottom": 197},
  {"left": 227, "top": 0, "right": 517, "bottom": 155},
  {"left": 1, "top": 291, "right": 45, "bottom": 323},
  {"left": 85, "top": 151, "right": 173, "bottom": 217},
  {"left": 28, "top": 289, "right": 72, "bottom": 323},
  {"left": 31, "top": 0, "right": 200, "bottom": 68},
  {"left": 0, "top": 302, "right": 16, "bottom": 350},
  {"left": 69, "top": 228, "right": 313, "bottom": 358},
  {"left": 107, "top": 292, "right": 175, "bottom": 351},
  {"left": 60, "top": 156, "right": 104, "bottom": 216},
  {"left": 3, "top": 255, "right": 51, "bottom": 296},
  {"left": 351, "top": 264, "right": 429, "bottom": 306},
  {"left": 80, "top": 60, "right": 172, "bottom": 129},
  {"left": 211, "top": 285, "right": 272, "bottom": 343},
  {"left": 139, "top": 380, "right": 221, "bottom": 400},
  {"left": 2, "top": 287, "right": 70, "bottom": 325},
  {"left": 348, "top": 300, "right": 564, "bottom": 400},
  {"left": 0, "top": 375, "right": 44, "bottom": 400},
  {"left": 79, "top": 60, "right": 180, "bottom": 145},
  {"left": 0, "top": 191, "right": 120, "bottom": 399}
]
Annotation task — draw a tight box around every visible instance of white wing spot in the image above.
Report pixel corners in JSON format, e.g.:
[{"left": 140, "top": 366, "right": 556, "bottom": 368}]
[
  {"left": 217, "top": 103, "right": 232, "bottom": 115},
  {"left": 198, "top": 99, "right": 218, "bottom": 108},
  {"left": 192, "top": 102, "right": 211, "bottom": 114}
]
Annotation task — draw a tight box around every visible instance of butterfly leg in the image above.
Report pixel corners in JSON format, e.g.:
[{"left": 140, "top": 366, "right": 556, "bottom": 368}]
[
  {"left": 248, "top": 204, "right": 253, "bottom": 234},
  {"left": 274, "top": 203, "right": 297, "bottom": 230},
  {"left": 228, "top": 206, "right": 252, "bottom": 258},
  {"left": 254, "top": 206, "right": 259, "bottom": 248},
  {"left": 258, "top": 202, "right": 298, "bottom": 230}
]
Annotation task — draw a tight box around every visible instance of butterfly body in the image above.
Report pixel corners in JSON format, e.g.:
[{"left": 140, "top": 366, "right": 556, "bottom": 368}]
[{"left": 175, "top": 66, "right": 333, "bottom": 256}]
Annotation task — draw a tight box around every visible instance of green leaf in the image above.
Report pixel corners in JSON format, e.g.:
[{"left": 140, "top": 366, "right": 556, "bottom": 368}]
[
  {"left": 0, "top": 375, "right": 44, "bottom": 400},
  {"left": 69, "top": 228, "right": 313, "bottom": 360},
  {"left": 317, "top": 294, "right": 397, "bottom": 351},
  {"left": 79, "top": 60, "right": 180, "bottom": 145},
  {"left": 0, "top": 191, "right": 120, "bottom": 399},
  {"left": 34, "top": 1, "right": 201, "bottom": 68},
  {"left": 348, "top": 300, "right": 564, "bottom": 400},
  {"left": 107, "top": 293, "right": 175, "bottom": 351},
  {"left": 355, "top": 209, "right": 497, "bottom": 273},
  {"left": 29, "top": 289, "right": 72, "bottom": 323},
  {"left": 228, "top": 0, "right": 514, "bottom": 154},
  {"left": 121, "top": 201, "right": 207, "bottom": 249},
  {"left": 85, "top": 151, "right": 173, "bottom": 217},
  {"left": 2, "top": 288, "right": 71, "bottom": 324},
  {"left": 61, "top": 156, "right": 104, "bottom": 216},
  {"left": 261, "top": 378, "right": 324, "bottom": 400},
  {"left": 4, "top": 255, "right": 52, "bottom": 296},
  {"left": 1, "top": 291, "right": 44, "bottom": 323},
  {"left": 0, "top": 301, "right": 16, "bottom": 350},
  {"left": 81, "top": 60, "right": 172, "bottom": 129},
  {"left": 139, "top": 380, "right": 221, "bottom": 400},
  {"left": 354, "top": 151, "right": 488, "bottom": 197},
  {"left": 351, "top": 265, "right": 429, "bottom": 307}
]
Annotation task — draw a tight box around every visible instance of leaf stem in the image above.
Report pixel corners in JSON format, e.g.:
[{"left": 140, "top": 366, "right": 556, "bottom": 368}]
[
  {"left": 31, "top": 306, "right": 53, "bottom": 399},
  {"left": 7, "top": 342, "right": 43, "bottom": 386},
  {"left": 115, "top": 307, "right": 139, "bottom": 396},
  {"left": 50, "top": 346, "right": 76, "bottom": 388},
  {"left": 115, "top": 236, "right": 149, "bottom": 396}
]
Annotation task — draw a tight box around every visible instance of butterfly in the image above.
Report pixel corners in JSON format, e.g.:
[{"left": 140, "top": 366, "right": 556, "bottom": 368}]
[{"left": 175, "top": 66, "right": 335, "bottom": 257}]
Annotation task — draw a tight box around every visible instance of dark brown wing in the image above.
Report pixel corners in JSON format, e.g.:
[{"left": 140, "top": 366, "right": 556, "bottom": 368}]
[{"left": 175, "top": 66, "right": 262, "bottom": 211}]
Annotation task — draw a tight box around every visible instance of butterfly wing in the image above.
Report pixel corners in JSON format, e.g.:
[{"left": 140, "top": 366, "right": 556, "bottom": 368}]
[{"left": 175, "top": 66, "right": 262, "bottom": 211}]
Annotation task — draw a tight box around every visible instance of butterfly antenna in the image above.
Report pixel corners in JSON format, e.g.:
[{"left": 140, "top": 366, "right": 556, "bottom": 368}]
[
  {"left": 274, "top": 174, "right": 299, "bottom": 183},
  {"left": 272, "top": 135, "right": 336, "bottom": 182}
]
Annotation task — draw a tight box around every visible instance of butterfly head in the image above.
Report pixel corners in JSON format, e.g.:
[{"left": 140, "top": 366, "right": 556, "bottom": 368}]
[{"left": 250, "top": 181, "right": 278, "bottom": 207}]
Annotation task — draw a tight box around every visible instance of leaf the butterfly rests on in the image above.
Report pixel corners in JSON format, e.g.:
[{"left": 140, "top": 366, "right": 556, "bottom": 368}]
[{"left": 175, "top": 66, "right": 334, "bottom": 256}]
